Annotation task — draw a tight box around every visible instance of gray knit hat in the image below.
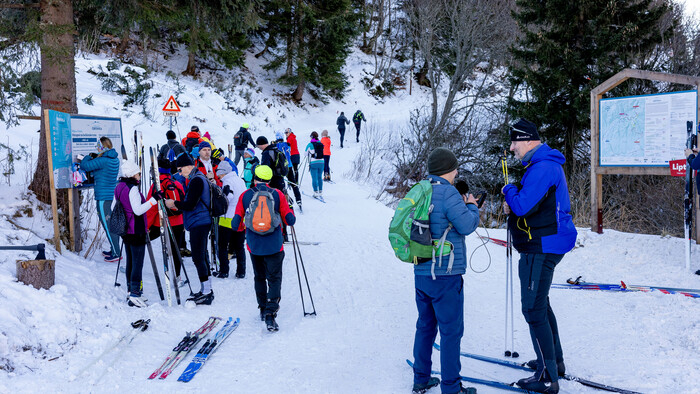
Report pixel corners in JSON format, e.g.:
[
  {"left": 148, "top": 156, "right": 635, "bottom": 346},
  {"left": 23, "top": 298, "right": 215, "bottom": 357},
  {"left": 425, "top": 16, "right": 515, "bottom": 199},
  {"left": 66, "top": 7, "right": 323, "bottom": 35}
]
[{"left": 427, "top": 148, "right": 459, "bottom": 175}]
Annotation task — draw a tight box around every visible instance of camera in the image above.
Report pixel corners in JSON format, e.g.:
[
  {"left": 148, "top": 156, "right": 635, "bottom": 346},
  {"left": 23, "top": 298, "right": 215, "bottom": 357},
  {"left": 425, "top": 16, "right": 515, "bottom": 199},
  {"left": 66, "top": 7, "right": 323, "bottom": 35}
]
[{"left": 454, "top": 179, "right": 487, "bottom": 208}]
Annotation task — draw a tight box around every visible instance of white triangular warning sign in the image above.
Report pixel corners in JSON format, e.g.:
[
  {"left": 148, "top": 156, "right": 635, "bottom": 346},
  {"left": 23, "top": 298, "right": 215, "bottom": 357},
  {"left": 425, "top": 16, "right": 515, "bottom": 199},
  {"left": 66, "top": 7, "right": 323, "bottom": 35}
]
[{"left": 162, "top": 96, "right": 181, "bottom": 112}]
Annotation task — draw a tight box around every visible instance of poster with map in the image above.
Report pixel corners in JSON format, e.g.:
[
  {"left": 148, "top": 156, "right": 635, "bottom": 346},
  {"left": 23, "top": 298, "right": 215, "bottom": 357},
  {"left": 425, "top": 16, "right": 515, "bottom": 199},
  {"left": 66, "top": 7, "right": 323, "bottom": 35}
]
[{"left": 599, "top": 90, "right": 697, "bottom": 166}]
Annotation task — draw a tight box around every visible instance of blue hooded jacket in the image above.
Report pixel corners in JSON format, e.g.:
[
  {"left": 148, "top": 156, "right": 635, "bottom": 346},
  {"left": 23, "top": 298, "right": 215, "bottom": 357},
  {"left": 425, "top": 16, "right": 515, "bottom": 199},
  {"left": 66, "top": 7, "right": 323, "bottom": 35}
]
[
  {"left": 414, "top": 175, "right": 480, "bottom": 277},
  {"left": 503, "top": 144, "right": 577, "bottom": 254},
  {"left": 80, "top": 149, "right": 119, "bottom": 201}
]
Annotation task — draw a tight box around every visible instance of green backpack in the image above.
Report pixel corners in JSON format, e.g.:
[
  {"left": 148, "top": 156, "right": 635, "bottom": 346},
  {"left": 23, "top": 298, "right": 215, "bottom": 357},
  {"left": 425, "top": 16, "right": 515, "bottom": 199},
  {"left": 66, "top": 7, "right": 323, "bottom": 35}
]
[{"left": 388, "top": 180, "right": 454, "bottom": 274}]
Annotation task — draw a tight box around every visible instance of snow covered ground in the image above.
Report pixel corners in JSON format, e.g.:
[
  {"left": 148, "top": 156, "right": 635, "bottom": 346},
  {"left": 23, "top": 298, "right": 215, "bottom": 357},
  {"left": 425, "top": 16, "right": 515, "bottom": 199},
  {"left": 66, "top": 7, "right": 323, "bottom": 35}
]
[{"left": 1, "top": 49, "right": 700, "bottom": 393}]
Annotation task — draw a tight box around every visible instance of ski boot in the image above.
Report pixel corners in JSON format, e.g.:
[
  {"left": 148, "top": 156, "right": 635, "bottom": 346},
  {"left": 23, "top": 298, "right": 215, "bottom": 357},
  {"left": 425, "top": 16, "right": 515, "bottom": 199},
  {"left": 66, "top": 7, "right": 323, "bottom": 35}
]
[
  {"left": 187, "top": 291, "right": 215, "bottom": 305},
  {"left": 265, "top": 314, "right": 279, "bottom": 332},
  {"left": 412, "top": 377, "right": 440, "bottom": 394},
  {"left": 526, "top": 359, "right": 566, "bottom": 377},
  {"left": 517, "top": 372, "right": 558, "bottom": 393}
]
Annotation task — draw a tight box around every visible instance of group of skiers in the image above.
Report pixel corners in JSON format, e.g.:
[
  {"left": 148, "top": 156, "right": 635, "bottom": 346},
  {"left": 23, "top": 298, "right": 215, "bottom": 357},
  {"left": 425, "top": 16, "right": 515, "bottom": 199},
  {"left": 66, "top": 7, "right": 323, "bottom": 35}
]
[
  {"left": 335, "top": 109, "right": 366, "bottom": 148},
  {"left": 77, "top": 117, "right": 355, "bottom": 331}
]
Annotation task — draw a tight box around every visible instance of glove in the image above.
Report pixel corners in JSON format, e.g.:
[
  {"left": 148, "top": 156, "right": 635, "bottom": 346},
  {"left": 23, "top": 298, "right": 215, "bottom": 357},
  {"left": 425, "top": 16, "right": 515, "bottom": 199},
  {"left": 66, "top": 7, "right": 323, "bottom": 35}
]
[
  {"left": 222, "top": 185, "right": 231, "bottom": 195},
  {"left": 153, "top": 190, "right": 166, "bottom": 201},
  {"left": 89, "top": 152, "right": 98, "bottom": 158},
  {"left": 76, "top": 154, "right": 85, "bottom": 161}
]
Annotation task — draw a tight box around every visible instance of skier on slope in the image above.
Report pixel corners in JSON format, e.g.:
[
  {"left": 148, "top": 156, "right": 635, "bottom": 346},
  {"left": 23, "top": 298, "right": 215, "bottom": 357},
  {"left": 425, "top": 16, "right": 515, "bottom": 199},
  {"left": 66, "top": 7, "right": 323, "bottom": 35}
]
[
  {"left": 411, "top": 147, "right": 480, "bottom": 394},
  {"left": 233, "top": 123, "right": 257, "bottom": 166},
  {"left": 502, "top": 118, "right": 577, "bottom": 394},
  {"left": 77, "top": 136, "right": 121, "bottom": 263},
  {"left": 214, "top": 161, "right": 247, "bottom": 279},
  {"left": 336, "top": 112, "right": 350, "bottom": 148},
  {"left": 321, "top": 130, "right": 332, "bottom": 181},
  {"left": 165, "top": 154, "right": 215, "bottom": 305},
  {"left": 230, "top": 165, "right": 296, "bottom": 331},
  {"left": 258, "top": 135, "right": 290, "bottom": 242},
  {"left": 352, "top": 109, "right": 366, "bottom": 143},
  {"left": 113, "top": 160, "right": 162, "bottom": 308},
  {"left": 305, "top": 131, "right": 325, "bottom": 199}
]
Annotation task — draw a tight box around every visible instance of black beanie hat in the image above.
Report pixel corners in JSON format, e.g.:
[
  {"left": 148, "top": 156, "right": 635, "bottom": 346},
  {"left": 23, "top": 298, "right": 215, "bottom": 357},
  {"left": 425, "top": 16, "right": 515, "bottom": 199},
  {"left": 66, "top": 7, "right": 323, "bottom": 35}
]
[
  {"left": 256, "top": 136, "right": 268, "bottom": 145},
  {"left": 510, "top": 118, "right": 540, "bottom": 141},
  {"left": 175, "top": 153, "right": 194, "bottom": 168},
  {"left": 166, "top": 130, "right": 176, "bottom": 140},
  {"left": 428, "top": 147, "right": 459, "bottom": 176}
]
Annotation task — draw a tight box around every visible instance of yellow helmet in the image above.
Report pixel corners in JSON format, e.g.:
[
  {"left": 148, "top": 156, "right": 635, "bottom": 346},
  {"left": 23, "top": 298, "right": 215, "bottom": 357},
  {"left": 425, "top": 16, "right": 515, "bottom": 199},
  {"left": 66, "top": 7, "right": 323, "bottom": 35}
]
[{"left": 254, "top": 165, "right": 273, "bottom": 181}]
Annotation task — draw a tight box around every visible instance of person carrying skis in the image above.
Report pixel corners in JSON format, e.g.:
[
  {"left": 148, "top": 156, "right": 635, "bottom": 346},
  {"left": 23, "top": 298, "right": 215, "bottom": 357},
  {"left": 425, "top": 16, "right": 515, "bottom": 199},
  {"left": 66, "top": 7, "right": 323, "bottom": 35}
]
[
  {"left": 77, "top": 136, "right": 121, "bottom": 263},
  {"left": 284, "top": 128, "right": 302, "bottom": 209},
  {"left": 165, "top": 154, "right": 215, "bottom": 306},
  {"left": 411, "top": 148, "right": 480, "bottom": 394},
  {"left": 195, "top": 141, "right": 222, "bottom": 187},
  {"left": 321, "top": 130, "right": 332, "bottom": 181},
  {"left": 233, "top": 123, "right": 257, "bottom": 166},
  {"left": 501, "top": 118, "right": 577, "bottom": 394},
  {"left": 230, "top": 165, "right": 296, "bottom": 331},
  {"left": 242, "top": 148, "right": 259, "bottom": 188},
  {"left": 157, "top": 130, "right": 186, "bottom": 174},
  {"left": 182, "top": 126, "right": 203, "bottom": 154},
  {"left": 352, "top": 109, "right": 366, "bottom": 143},
  {"left": 146, "top": 158, "right": 186, "bottom": 286},
  {"left": 113, "top": 160, "right": 162, "bottom": 307},
  {"left": 214, "top": 161, "right": 247, "bottom": 279},
  {"left": 305, "top": 132, "right": 325, "bottom": 198},
  {"left": 336, "top": 111, "right": 350, "bottom": 148}
]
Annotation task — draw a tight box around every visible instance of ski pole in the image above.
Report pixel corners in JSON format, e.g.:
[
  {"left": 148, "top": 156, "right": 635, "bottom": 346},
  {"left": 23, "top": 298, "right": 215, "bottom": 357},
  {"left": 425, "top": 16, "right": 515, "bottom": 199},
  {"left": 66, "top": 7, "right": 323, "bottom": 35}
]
[
  {"left": 291, "top": 226, "right": 316, "bottom": 316},
  {"left": 114, "top": 240, "right": 124, "bottom": 287},
  {"left": 298, "top": 154, "right": 309, "bottom": 188},
  {"left": 164, "top": 218, "right": 194, "bottom": 295},
  {"left": 501, "top": 151, "right": 518, "bottom": 358}
]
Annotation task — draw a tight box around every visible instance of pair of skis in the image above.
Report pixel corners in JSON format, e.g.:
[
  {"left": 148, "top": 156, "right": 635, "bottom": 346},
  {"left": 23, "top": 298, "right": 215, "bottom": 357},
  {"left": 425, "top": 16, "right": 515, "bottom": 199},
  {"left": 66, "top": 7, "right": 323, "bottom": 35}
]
[
  {"left": 411, "top": 344, "right": 641, "bottom": 393},
  {"left": 177, "top": 317, "right": 240, "bottom": 382},
  {"left": 301, "top": 191, "right": 326, "bottom": 203},
  {"left": 149, "top": 316, "right": 221, "bottom": 380},
  {"left": 551, "top": 277, "right": 700, "bottom": 299}
]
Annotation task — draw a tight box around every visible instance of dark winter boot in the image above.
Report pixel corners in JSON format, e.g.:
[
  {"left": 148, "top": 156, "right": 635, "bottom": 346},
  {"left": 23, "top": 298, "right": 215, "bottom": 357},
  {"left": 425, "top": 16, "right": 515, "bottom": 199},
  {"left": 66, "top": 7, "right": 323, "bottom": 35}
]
[
  {"left": 412, "top": 377, "right": 440, "bottom": 394},
  {"left": 516, "top": 372, "right": 558, "bottom": 393},
  {"left": 265, "top": 314, "right": 279, "bottom": 332},
  {"left": 526, "top": 359, "right": 566, "bottom": 377},
  {"left": 187, "top": 291, "right": 215, "bottom": 305}
]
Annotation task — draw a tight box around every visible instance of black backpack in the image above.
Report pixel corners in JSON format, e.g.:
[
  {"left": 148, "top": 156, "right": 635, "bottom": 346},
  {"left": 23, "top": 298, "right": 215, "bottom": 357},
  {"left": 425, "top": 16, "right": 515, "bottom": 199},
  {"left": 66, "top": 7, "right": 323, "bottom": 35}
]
[
  {"left": 311, "top": 141, "right": 325, "bottom": 160},
  {"left": 233, "top": 130, "right": 244, "bottom": 147},
  {"left": 205, "top": 180, "right": 229, "bottom": 217},
  {"left": 109, "top": 199, "right": 128, "bottom": 236},
  {"left": 269, "top": 148, "right": 289, "bottom": 177},
  {"left": 185, "top": 137, "right": 199, "bottom": 153}
]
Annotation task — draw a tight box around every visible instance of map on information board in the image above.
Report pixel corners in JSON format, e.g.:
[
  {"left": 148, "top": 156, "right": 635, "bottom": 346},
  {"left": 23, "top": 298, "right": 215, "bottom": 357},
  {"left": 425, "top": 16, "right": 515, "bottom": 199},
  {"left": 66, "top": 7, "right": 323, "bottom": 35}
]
[{"left": 599, "top": 90, "right": 696, "bottom": 166}]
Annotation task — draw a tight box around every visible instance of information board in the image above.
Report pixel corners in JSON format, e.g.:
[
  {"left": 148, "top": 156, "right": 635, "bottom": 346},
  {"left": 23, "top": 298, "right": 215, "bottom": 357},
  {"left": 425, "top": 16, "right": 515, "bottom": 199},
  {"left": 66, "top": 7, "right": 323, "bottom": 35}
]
[
  {"left": 599, "top": 90, "right": 697, "bottom": 166},
  {"left": 47, "top": 110, "right": 124, "bottom": 189}
]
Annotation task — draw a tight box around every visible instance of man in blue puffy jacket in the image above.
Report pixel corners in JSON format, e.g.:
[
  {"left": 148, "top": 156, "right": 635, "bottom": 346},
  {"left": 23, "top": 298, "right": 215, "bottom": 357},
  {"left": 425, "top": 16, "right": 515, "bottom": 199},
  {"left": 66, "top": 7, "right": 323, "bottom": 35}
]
[
  {"left": 412, "top": 148, "right": 479, "bottom": 394},
  {"left": 502, "top": 118, "right": 577, "bottom": 394}
]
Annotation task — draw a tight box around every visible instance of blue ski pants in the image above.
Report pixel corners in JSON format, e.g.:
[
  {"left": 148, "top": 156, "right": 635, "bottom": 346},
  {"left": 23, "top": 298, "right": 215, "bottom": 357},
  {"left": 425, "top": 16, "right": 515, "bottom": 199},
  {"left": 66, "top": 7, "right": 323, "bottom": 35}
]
[
  {"left": 309, "top": 161, "right": 324, "bottom": 192},
  {"left": 96, "top": 200, "right": 120, "bottom": 256},
  {"left": 413, "top": 274, "right": 464, "bottom": 394}
]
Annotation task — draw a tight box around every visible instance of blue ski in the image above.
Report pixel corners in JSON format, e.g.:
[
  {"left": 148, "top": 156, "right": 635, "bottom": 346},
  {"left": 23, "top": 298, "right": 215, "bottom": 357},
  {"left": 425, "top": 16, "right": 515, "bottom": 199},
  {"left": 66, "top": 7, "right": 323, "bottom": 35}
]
[
  {"left": 433, "top": 344, "right": 642, "bottom": 394},
  {"left": 405, "top": 359, "right": 529, "bottom": 393},
  {"left": 177, "top": 317, "right": 240, "bottom": 382},
  {"left": 301, "top": 191, "right": 326, "bottom": 203}
]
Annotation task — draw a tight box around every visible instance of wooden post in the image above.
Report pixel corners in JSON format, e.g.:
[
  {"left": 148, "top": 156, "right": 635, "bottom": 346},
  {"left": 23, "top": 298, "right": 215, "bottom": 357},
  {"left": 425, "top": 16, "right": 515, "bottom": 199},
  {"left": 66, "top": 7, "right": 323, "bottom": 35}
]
[{"left": 43, "top": 109, "right": 61, "bottom": 253}]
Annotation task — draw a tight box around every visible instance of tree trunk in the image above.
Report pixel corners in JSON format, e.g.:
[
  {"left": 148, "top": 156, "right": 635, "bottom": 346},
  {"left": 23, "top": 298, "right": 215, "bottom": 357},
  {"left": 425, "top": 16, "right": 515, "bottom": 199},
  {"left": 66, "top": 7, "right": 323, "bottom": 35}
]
[
  {"left": 116, "top": 30, "right": 129, "bottom": 56},
  {"left": 182, "top": 1, "right": 199, "bottom": 76},
  {"left": 292, "top": 79, "right": 305, "bottom": 101},
  {"left": 183, "top": 51, "right": 196, "bottom": 76},
  {"left": 30, "top": 0, "right": 77, "bottom": 204}
]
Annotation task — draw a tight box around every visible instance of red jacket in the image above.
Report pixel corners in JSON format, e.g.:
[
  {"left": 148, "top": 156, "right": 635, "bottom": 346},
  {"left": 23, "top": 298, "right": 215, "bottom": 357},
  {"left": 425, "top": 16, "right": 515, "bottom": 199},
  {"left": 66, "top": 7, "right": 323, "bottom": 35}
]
[
  {"left": 196, "top": 158, "right": 222, "bottom": 187},
  {"left": 287, "top": 132, "right": 299, "bottom": 156},
  {"left": 321, "top": 136, "right": 331, "bottom": 156},
  {"left": 182, "top": 131, "right": 202, "bottom": 150},
  {"left": 146, "top": 174, "right": 185, "bottom": 229}
]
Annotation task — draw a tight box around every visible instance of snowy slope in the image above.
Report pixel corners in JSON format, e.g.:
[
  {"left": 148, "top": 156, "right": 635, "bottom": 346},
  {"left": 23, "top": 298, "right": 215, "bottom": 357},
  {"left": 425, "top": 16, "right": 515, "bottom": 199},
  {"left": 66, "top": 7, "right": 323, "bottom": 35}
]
[{"left": 0, "top": 49, "right": 700, "bottom": 393}]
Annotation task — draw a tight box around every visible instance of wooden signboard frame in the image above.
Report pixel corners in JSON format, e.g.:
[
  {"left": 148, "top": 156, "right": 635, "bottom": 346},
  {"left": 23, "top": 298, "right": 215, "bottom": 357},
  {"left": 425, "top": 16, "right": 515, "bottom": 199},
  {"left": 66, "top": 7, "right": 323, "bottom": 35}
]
[{"left": 590, "top": 69, "right": 700, "bottom": 240}]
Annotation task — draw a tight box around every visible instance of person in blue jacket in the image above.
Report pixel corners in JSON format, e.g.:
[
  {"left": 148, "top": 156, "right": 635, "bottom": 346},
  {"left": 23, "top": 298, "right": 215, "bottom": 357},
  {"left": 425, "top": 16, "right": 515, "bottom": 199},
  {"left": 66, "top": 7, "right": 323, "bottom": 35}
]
[
  {"left": 684, "top": 146, "right": 700, "bottom": 275},
  {"left": 165, "top": 153, "right": 215, "bottom": 306},
  {"left": 412, "top": 147, "right": 480, "bottom": 394},
  {"left": 78, "top": 137, "right": 121, "bottom": 262},
  {"left": 502, "top": 118, "right": 577, "bottom": 394}
]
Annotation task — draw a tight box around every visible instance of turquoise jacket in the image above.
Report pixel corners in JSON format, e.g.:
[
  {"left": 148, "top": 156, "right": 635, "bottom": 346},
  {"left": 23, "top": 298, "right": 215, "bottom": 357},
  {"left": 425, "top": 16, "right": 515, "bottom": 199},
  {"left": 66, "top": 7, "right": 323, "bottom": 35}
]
[{"left": 81, "top": 149, "right": 119, "bottom": 201}]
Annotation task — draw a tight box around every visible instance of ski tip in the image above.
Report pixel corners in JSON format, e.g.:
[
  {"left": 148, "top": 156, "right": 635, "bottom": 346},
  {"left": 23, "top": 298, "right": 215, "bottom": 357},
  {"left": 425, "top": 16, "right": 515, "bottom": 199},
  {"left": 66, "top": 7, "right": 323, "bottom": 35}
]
[{"left": 621, "top": 280, "right": 627, "bottom": 289}]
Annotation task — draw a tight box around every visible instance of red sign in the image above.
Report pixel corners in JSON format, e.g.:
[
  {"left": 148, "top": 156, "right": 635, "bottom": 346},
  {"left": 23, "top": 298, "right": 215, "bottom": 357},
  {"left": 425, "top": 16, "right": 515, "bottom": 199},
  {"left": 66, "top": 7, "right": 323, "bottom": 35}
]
[
  {"left": 670, "top": 159, "right": 687, "bottom": 177},
  {"left": 162, "top": 96, "right": 181, "bottom": 112}
]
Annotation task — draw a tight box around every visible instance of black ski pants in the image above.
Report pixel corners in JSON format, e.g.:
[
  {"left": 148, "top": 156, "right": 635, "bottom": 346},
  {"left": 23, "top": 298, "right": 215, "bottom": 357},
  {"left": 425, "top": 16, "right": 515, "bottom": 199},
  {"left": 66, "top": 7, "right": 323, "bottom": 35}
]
[
  {"left": 124, "top": 242, "right": 146, "bottom": 296},
  {"left": 287, "top": 154, "right": 301, "bottom": 203},
  {"left": 170, "top": 224, "right": 184, "bottom": 277},
  {"left": 354, "top": 121, "right": 361, "bottom": 142},
  {"left": 338, "top": 127, "right": 346, "bottom": 147},
  {"left": 218, "top": 226, "right": 246, "bottom": 276},
  {"left": 189, "top": 224, "right": 211, "bottom": 283},
  {"left": 250, "top": 250, "right": 285, "bottom": 316},
  {"left": 518, "top": 252, "right": 564, "bottom": 382}
]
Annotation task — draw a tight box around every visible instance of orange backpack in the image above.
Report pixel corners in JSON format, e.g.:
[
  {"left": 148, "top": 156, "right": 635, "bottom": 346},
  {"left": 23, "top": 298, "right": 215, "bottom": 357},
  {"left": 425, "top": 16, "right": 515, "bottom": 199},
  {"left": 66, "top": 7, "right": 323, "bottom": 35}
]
[{"left": 244, "top": 186, "right": 282, "bottom": 235}]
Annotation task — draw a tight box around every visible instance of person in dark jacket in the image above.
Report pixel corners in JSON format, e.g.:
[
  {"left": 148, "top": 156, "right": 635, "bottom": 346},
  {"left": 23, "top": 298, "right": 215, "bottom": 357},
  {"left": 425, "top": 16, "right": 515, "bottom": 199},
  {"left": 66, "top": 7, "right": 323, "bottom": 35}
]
[
  {"left": 412, "top": 148, "right": 479, "bottom": 394},
  {"left": 113, "top": 160, "right": 161, "bottom": 307},
  {"left": 352, "top": 109, "right": 366, "bottom": 142},
  {"left": 257, "top": 136, "right": 286, "bottom": 192},
  {"left": 158, "top": 130, "right": 186, "bottom": 173},
  {"left": 78, "top": 136, "right": 121, "bottom": 262},
  {"left": 233, "top": 123, "right": 257, "bottom": 166},
  {"left": 336, "top": 112, "right": 350, "bottom": 148},
  {"left": 231, "top": 165, "right": 296, "bottom": 331},
  {"left": 165, "top": 154, "right": 215, "bottom": 306},
  {"left": 502, "top": 118, "right": 577, "bottom": 394},
  {"left": 182, "top": 126, "right": 203, "bottom": 154},
  {"left": 284, "top": 128, "right": 302, "bottom": 207}
]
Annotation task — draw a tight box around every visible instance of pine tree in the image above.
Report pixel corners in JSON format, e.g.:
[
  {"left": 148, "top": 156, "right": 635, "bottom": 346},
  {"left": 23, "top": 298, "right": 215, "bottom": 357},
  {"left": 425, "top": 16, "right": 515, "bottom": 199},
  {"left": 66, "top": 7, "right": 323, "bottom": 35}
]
[{"left": 508, "top": 0, "right": 671, "bottom": 176}]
